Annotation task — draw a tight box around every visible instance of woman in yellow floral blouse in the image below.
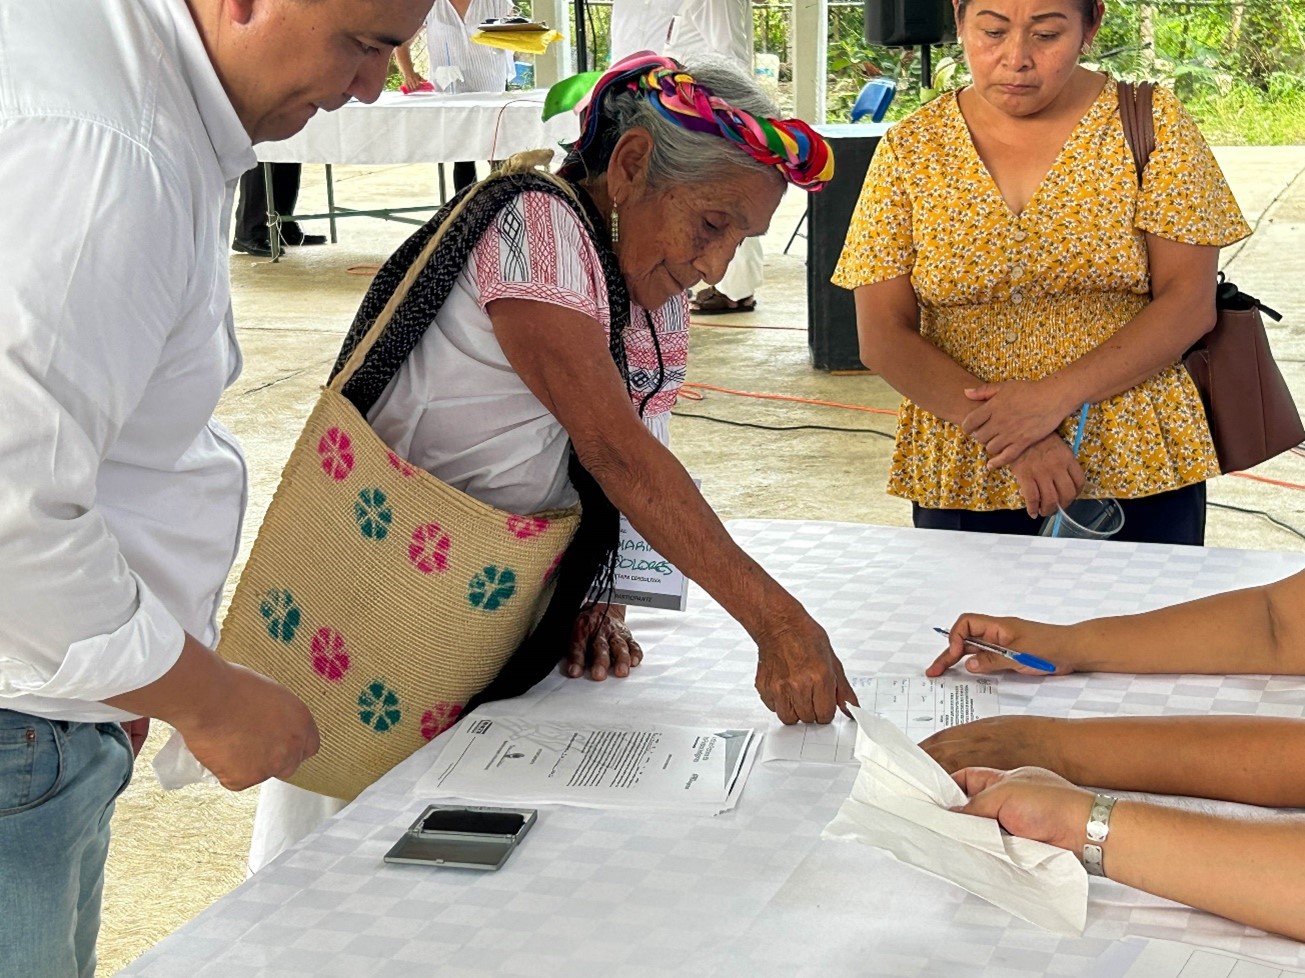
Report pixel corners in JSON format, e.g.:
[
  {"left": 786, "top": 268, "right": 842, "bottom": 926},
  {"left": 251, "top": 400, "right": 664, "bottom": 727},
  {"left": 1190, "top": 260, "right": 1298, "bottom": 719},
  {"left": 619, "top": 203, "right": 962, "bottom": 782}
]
[{"left": 834, "top": 0, "right": 1250, "bottom": 545}]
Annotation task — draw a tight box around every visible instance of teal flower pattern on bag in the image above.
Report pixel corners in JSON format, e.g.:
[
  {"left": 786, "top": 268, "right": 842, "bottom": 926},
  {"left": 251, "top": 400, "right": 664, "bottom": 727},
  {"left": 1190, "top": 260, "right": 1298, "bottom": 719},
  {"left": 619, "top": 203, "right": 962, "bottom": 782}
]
[
  {"left": 259, "top": 588, "right": 301, "bottom": 643},
  {"left": 354, "top": 488, "right": 393, "bottom": 541},
  {"left": 467, "top": 566, "right": 516, "bottom": 611},
  {"left": 358, "top": 679, "right": 401, "bottom": 733}
]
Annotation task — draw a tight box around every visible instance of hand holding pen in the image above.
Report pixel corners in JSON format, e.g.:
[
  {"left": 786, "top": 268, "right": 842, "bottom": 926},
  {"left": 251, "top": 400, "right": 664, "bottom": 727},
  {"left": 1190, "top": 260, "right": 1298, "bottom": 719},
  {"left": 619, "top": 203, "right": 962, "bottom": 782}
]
[{"left": 926, "top": 618, "right": 1066, "bottom": 677}]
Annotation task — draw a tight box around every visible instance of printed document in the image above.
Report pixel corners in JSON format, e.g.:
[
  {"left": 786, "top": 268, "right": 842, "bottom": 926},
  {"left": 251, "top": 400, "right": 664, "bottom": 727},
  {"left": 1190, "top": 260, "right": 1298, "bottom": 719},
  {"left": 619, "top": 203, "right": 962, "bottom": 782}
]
[
  {"left": 416, "top": 703, "right": 758, "bottom": 814},
  {"left": 763, "top": 675, "right": 999, "bottom": 764}
]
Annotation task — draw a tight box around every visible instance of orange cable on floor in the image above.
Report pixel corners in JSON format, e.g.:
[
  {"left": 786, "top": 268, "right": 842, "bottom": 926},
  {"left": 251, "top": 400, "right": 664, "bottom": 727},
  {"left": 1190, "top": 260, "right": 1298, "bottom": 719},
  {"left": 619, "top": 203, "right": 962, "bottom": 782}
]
[
  {"left": 688, "top": 319, "right": 806, "bottom": 331},
  {"left": 681, "top": 382, "right": 898, "bottom": 417},
  {"left": 1227, "top": 470, "right": 1305, "bottom": 491}
]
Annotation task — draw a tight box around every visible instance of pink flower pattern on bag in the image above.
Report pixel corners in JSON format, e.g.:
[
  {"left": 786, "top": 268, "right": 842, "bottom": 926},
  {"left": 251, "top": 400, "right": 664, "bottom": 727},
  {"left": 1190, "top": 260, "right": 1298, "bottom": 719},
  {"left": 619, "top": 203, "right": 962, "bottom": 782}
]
[
  {"left": 420, "top": 703, "right": 463, "bottom": 741},
  {"left": 409, "top": 523, "right": 452, "bottom": 574},
  {"left": 309, "top": 627, "right": 351, "bottom": 681},
  {"left": 386, "top": 451, "right": 416, "bottom": 477},
  {"left": 317, "top": 427, "right": 354, "bottom": 481},
  {"left": 506, "top": 514, "right": 550, "bottom": 540},
  {"left": 543, "top": 550, "right": 564, "bottom": 583}
]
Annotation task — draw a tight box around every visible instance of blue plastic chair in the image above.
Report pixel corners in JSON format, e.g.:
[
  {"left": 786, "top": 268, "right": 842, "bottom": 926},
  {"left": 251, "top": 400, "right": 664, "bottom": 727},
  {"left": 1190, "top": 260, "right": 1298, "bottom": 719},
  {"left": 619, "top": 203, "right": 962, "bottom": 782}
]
[{"left": 850, "top": 78, "right": 896, "bottom": 123}]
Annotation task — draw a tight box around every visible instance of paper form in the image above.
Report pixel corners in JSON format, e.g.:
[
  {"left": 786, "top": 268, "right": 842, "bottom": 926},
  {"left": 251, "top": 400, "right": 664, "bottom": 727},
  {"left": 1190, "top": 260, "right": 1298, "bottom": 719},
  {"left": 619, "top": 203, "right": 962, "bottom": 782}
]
[
  {"left": 416, "top": 703, "right": 758, "bottom": 814},
  {"left": 1115, "top": 939, "right": 1305, "bottom": 978},
  {"left": 762, "top": 675, "right": 1000, "bottom": 764}
]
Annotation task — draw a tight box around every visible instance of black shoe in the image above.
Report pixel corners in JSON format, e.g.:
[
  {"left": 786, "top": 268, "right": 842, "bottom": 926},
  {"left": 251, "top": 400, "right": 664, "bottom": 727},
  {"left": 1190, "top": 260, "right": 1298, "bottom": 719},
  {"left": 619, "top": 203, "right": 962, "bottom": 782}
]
[
  {"left": 232, "top": 235, "right": 273, "bottom": 257},
  {"left": 282, "top": 222, "right": 327, "bottom": 247}
]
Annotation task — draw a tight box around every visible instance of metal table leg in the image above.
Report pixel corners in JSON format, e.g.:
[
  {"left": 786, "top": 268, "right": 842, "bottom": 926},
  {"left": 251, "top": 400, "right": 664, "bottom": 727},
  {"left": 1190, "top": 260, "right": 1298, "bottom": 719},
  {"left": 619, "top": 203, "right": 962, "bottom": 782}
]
[{"left": 262, "top": 161, "right": 283, "bottom": 262}]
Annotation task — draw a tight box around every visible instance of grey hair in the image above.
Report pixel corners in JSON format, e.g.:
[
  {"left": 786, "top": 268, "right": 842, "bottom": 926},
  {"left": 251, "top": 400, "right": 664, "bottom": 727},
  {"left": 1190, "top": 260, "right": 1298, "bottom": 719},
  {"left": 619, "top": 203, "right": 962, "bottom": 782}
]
[{"left": 563, "top": 55, "right": 785, "bottom": 189}]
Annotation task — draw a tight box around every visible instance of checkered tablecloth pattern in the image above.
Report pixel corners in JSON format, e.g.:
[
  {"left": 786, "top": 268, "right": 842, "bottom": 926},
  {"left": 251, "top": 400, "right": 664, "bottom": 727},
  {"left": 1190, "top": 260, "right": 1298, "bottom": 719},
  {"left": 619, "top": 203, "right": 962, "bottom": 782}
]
[{"left": 119, "top": 522, "right": 1305, "bottom": 977}]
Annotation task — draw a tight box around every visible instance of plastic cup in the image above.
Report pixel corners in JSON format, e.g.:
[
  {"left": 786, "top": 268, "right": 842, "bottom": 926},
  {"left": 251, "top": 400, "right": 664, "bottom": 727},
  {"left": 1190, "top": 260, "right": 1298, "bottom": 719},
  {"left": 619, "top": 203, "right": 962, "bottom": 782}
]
[{"left": 1039, "top": 498, "right": 1125, "bottom": 540}]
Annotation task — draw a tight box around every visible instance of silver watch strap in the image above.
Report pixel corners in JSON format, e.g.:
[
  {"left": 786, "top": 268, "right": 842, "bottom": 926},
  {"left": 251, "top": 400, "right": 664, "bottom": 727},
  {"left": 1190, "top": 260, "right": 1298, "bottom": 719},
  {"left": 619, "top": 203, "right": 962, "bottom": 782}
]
[{"left": 1083, "top": 794, "right": 1116, "bottom": 877}]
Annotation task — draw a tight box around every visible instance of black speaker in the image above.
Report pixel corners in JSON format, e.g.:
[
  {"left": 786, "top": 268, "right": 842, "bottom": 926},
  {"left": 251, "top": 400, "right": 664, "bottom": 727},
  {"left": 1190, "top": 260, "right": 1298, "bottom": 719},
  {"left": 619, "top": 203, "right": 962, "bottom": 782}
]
[
  {"left": 807, "top": 128, "right": 884, "bottom": 371},
  {"left": 865, "top": 0, "right": 956, "bottom": 46}
]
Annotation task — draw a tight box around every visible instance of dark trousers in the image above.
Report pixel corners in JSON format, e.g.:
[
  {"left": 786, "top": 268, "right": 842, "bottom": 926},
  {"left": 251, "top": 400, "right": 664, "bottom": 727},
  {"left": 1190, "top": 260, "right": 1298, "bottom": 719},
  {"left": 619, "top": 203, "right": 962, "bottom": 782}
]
[
  {"left": 452, "top": 160, "right": 477, "bottom": 193},
  {"left": 233, "top": 163, "right": 302, "bottom": 242},
  {"left": 912, "top": 481, "right": 1208, "bottom": 547}
]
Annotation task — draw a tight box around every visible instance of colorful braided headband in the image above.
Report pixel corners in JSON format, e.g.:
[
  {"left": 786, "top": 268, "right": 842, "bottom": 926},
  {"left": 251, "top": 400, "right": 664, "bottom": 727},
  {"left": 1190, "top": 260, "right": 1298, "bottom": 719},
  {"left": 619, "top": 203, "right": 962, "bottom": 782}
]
[{"left": 545, "top": 52, "right": 834, "bottom": 191}]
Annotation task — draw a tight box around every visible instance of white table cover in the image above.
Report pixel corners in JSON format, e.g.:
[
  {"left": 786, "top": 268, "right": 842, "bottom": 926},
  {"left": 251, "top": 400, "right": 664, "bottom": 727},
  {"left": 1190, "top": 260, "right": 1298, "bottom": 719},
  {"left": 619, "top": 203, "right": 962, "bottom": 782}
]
[
  {"left": 255, "top": 90, "right": 580, "bottom": 165},
  {"left": 119, "top": 522, "right": 1305, "bottom": 977}
]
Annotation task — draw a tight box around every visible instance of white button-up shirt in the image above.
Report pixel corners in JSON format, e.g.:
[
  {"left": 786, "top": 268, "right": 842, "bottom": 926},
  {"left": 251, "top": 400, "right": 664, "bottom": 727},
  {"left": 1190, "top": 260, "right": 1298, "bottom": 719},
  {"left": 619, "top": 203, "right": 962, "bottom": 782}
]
[
  {"left": 0, "top": 0, "right": 255, "bottom": 722},
  {"left": 424, "top": 0, "right": 515, "bottom": 94}
]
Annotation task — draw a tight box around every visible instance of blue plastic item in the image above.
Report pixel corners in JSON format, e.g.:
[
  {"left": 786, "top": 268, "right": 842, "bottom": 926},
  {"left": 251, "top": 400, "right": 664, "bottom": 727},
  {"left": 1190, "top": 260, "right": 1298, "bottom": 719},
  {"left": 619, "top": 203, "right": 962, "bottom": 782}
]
[{"left": 850, "top": 78, "right": 896, "bottom": 123}]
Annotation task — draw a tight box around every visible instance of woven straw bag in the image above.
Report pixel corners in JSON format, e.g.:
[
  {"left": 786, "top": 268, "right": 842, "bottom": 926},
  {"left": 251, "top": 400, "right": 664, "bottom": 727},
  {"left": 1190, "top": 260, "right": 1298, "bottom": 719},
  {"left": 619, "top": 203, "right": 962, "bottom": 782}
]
[{"left": 219, "top": 178, "right": 581, "bottom": 801}]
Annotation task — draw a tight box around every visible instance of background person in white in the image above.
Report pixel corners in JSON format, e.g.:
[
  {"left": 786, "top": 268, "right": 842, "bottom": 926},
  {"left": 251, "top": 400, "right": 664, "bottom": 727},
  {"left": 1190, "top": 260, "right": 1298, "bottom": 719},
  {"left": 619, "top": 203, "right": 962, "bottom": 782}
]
[
  {"left": 608, "top": 0, "right": 682, "bottom": 60},
  {"left": 0, "top": 0, "right": 430, "bottom": 974},
  {"left": 396, "top": 0, "right": 516, "bottom": 192},
  {"left": 667, "top": 0, "right": 763, "bottom": 313}
]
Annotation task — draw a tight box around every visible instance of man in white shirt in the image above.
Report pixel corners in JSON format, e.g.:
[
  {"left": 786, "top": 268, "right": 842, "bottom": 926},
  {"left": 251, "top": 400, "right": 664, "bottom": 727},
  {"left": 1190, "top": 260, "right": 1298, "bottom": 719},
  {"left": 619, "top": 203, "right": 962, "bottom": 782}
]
[{"left": 0, "top": 0, "right": 429, "bottom": 974}]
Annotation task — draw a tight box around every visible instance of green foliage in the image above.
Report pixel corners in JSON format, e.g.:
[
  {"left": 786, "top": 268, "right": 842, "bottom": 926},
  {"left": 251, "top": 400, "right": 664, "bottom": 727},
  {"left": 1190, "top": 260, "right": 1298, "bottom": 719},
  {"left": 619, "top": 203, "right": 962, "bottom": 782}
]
[{"left": 825, "top": 0, "right": 1305, "bottom": 143}]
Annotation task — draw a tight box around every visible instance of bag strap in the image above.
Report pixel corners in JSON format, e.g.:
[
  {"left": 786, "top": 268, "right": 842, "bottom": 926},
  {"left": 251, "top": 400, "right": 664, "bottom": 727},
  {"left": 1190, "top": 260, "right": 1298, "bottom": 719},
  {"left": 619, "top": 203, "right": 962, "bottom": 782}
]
[
  {"left": 328, "top": 153, "right": 630, "bottom": 417},
  {"left": 1117, "top": 80, "right": 1156, "bottom": 187}
]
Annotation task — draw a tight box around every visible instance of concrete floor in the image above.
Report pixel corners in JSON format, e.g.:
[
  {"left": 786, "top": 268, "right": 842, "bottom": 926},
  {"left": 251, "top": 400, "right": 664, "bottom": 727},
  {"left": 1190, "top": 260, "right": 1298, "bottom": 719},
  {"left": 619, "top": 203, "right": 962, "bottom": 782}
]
[{"left": 98, "top": 147, "right": 1305, "bottom": 975}]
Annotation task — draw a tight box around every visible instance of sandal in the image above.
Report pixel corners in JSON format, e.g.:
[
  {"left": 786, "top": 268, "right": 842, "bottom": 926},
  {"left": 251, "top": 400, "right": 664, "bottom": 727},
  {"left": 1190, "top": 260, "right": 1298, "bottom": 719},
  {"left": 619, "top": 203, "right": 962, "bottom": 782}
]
[{"left": 691, "top": 285, "right": 757, "bottom": 315}]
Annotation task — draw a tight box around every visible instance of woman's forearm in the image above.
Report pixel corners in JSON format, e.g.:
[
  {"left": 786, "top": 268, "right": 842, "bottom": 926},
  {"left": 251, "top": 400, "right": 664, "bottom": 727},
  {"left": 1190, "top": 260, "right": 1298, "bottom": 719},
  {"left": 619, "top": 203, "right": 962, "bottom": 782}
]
[
  {"left": 1108, "top": 803, "right": 1305, "bottom": 941},
  {"left": 1049, "top": 236, "right": 1219, "bottom": 410},
  {"left": 1046, "top": 288, "right": 1215, "bottom": 411},
  {"left": 854, "top": 282, "right": 983, "bottom": 427},
  {"left": 578, "top": 431, "right": 806, "bottom": 638},
  {"left": 1060, "top": 582, "right": 1282, "bottom": 674},
  {"left": 1047, "top": 716, "right": 1305, "bottom": 807}
]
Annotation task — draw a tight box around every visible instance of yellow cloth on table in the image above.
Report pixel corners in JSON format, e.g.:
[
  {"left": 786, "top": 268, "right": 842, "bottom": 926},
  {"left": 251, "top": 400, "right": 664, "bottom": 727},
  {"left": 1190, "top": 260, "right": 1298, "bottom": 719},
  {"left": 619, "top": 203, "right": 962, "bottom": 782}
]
[
  {"left": 472, "top": 28, "right": 563, "bottom": 55},
  {"left": 833, "top": 81, "right": 1251, "bottom": 512}
]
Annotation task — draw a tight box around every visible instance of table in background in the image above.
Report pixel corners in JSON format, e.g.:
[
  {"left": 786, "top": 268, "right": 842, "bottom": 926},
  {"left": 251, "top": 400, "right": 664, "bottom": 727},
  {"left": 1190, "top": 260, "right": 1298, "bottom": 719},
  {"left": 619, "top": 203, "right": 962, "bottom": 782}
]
[
  {"left": 252, "top": 90, "right": 580, "bottom": 257},
  {"left": 120, "top": 522, "right": 1305, "bottom": 977}
]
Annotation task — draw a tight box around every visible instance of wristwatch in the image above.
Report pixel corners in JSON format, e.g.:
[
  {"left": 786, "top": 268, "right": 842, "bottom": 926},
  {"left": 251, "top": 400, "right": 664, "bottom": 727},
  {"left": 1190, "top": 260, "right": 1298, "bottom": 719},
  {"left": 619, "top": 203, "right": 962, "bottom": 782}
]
[{"left": 1083, "top": 793, "right": 1117, "bottom": 877}]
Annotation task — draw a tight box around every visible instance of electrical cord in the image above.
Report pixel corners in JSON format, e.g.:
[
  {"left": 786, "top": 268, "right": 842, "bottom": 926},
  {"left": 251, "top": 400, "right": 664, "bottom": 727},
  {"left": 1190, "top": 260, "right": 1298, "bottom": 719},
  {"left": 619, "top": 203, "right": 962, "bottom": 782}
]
[
  {"left": 1208, "top": 501, "right": 1305, "bottom": 543},
  {"left": 670, "top": 410, "right": 896, "bottom": 439}
]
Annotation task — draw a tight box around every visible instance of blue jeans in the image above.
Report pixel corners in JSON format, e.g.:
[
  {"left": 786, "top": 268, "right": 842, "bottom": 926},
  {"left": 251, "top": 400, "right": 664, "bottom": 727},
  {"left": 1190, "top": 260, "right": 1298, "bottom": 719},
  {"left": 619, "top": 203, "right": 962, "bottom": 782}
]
[{"left": 0, "top": 710, "right": 133, "bottom": 978}]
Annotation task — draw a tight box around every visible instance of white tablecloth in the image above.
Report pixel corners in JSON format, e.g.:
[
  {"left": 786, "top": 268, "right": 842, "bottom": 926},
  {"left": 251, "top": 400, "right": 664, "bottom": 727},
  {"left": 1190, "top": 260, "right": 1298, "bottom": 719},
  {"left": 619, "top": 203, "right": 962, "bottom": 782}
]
[
  {"left": 119, "top": 522, "right": 1305, "bottom": 977},
  {"left": 255, "top": 90, "right": 580, "bottom": 165}
]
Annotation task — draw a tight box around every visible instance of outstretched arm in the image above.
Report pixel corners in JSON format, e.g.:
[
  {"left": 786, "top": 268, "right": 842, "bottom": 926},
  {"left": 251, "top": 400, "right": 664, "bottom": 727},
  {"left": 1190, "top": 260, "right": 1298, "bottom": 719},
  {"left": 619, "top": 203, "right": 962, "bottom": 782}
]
[
  {"left": 491, "top": 297, "right": 856, "bottom": 724},
  {"left": 923, "top": 715, "right": 1305, "bottom": 808},
  {"left": 928, "top": 566, "right": 1305, "bottom": 678},
  {"left": 955, "top": 766, "right": 1305, "bottom": 942}
]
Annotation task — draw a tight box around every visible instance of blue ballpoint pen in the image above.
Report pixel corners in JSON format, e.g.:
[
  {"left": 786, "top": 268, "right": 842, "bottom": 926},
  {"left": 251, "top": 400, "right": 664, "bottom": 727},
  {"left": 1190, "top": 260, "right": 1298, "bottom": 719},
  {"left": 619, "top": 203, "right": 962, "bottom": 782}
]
[{"left": 931, "top": 626, "right": 1057, "bottom": 673}]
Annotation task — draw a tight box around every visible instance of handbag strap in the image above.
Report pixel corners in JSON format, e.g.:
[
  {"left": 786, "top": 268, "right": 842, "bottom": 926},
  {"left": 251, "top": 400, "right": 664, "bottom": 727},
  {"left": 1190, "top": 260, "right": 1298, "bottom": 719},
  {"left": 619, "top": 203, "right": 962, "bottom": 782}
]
[
  {"left": 328, "top": 153, "right": 632, "bottom": 417},
  {"left": 1117, "top": 80, "right": 1156, "bottom": 187}
]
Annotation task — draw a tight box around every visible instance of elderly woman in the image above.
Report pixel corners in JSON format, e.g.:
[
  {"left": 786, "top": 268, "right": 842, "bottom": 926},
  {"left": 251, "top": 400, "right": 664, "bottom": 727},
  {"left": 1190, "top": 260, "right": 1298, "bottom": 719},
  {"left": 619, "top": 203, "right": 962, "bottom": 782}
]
[{"left": 249, "top": 53, "right": 850, "bottom": 870}]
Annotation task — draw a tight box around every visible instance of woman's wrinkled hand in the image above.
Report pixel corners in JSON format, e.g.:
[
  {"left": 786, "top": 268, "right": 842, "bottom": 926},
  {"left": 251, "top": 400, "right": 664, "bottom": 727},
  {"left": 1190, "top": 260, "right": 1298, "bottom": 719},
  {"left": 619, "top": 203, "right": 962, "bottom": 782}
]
[
  {"left": 962, "top": 380, "right": 1073, "bottom": 469},
  {"left": 920, "top": 715, "right": 1065, "bottom": 775},
  {"left": 926, "top": 613, "right": 1074, "bottom": 677},
  {"left": 951, "top": 766, "right": 1096, "bottom": 854},
  {"left": 755, "top": 617, "right": 858, "bottom": 725},
  {"left": 1008, "top": 434, "right": 1085, "bottom": 518},
  {"left": 564, "top": 605, "right": 643, "bottom": 681}
]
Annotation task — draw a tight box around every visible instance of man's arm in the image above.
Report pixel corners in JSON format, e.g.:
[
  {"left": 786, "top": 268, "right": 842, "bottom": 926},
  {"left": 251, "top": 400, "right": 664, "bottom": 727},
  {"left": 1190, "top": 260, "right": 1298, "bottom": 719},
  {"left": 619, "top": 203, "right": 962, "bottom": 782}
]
[{"left": 0, "top": 119, "right": 317, "bottom": 787}]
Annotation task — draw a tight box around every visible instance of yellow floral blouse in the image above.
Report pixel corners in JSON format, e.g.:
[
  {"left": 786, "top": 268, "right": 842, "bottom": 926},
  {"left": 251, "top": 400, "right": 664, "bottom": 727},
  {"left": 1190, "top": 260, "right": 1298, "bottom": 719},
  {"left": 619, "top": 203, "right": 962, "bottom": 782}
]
[{"left": 833, "top": 80, "right": 1252, "bottom": 511}]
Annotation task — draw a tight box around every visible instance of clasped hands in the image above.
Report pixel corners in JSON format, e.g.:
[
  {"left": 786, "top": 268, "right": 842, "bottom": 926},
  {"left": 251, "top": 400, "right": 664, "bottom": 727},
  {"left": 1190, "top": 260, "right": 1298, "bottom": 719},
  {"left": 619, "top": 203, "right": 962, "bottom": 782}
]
[{"left": 960, "top": 379, "right": 1084, "bottom": 518}]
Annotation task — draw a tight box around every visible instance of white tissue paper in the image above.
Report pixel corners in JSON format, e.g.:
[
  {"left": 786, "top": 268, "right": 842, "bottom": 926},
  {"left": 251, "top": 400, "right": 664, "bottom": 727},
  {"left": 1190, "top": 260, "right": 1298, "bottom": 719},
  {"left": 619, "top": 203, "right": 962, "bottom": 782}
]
[
  {"left": 822, "top": 706, "right": 1088, "bottom": 936},
  {"left": 432, "top": 65, "right": 465, "bottom": 92},
  {"left": 152, "top": 729, "right": 218, "bottom": 789}
]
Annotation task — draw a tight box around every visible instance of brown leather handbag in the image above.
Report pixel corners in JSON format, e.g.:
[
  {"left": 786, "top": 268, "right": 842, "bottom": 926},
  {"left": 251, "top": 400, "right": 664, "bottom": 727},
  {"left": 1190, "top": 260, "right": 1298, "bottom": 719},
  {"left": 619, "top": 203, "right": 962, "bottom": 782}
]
[{"left": 1119, "top": 81, "right": 1304, "bottom": 473}]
